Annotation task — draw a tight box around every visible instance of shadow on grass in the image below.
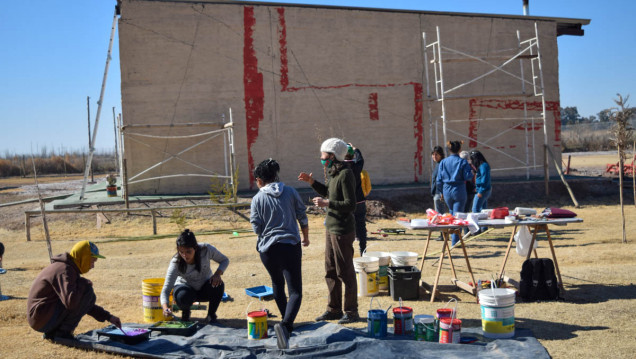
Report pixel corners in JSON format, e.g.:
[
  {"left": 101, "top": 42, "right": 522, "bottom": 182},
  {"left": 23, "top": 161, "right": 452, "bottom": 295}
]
[
  {"left": 458, "top": 317, "right": 608, "bottom": 341},
  {"left": 563, "top": 283, "right": 636, "bottom": 304}
]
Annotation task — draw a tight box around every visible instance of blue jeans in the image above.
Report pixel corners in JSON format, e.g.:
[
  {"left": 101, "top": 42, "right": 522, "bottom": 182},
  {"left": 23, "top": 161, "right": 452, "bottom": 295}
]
[
  {"left": 472, "top": 188, "right": 492, "bottom": 231},
  {"left": 433, "top": 193, "right": 446, "bottom": 214},
  {"left": 443, "top": 186, "right": 467, "bottom": 246}
]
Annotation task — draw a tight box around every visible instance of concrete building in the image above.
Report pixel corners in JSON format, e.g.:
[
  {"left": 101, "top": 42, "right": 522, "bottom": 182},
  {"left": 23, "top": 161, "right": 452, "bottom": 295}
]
[{"left": 117, "top": 0, "right": 589, "bottom": 195}]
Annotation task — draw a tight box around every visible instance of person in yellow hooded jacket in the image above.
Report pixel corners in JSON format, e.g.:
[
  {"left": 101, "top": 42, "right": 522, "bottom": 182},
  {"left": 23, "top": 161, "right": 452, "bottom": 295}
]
[{"left": 27, "top": 240, "right": 121, "bottom": 341}]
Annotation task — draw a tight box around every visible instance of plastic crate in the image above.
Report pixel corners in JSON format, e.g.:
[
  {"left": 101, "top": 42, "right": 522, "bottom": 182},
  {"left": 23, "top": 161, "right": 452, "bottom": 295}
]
[{"left": 388, "top": 266, "right": 421, "bottom": 301}]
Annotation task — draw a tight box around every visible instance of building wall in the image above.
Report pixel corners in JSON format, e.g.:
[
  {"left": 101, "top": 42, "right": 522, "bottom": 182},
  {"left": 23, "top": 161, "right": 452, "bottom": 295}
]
[{"left": 119, "top": 0, "right": 562, "bottom": 194}]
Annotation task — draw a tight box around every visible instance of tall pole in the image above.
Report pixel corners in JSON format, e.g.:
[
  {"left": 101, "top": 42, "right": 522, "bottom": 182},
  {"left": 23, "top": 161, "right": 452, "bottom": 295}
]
[
  {"left": 87, "top": 96, "right": 93, "bottom": 183},
  {"left": 112, "top": 107, "right": 119, "bottom": 173},
  {"left": 80, "top": 10, "right": 118, "bottom": 200}
]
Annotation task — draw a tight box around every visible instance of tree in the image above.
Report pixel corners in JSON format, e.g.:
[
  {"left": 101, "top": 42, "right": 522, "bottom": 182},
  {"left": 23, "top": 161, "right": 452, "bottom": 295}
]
[
  {"left": 560, "top": 106, "right": 582, "bottom": 125},
  {"left": 597, "top": 109, "right": 612, "bottom": 123},
  {"left": 609, "top": 94, "right": 634, "bottom": 244}
]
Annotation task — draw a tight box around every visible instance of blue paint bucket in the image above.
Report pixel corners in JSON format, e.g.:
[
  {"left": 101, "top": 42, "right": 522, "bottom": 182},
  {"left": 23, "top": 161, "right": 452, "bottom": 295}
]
[{"left": 367, "top": 297, "right": 388, "bottom": 338}]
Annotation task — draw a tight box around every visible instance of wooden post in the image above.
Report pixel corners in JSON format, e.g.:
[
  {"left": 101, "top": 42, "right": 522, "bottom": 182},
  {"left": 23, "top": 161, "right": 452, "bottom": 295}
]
[
  {"left": 566, "top": 155, "right": 571, "bottom": 175},
  {"left": 123, "top": 159, "right": 130, "bottom": 216},
  {"left": 546, "top": 146, "right": 580, "bottom": 208},
  {"left": 618, "top": 144, "right": 626, "bottom": 244},
  {"left": 25, "top": 213, "right": 31, "bottom": 242},
  {"left": 544, "top": 145, "right": 549, "bottom": 196},
  {"left": 151, "top": 210, "right": 157, "bottom": 235}
]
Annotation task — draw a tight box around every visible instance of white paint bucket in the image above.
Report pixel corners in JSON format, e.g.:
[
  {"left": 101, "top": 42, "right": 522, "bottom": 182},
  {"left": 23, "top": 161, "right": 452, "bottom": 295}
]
[
  {"left": 390, "top": 251, "right": 418, "bottom": 267},
  {"left": 479, "top": 288, "right": 516, "bottom": 339},
  {"left": 354, "top": 257, "right": 379, "bottom": 297},
  {"left": 363, "top": 251, "right": 390, "bottom": 290}
]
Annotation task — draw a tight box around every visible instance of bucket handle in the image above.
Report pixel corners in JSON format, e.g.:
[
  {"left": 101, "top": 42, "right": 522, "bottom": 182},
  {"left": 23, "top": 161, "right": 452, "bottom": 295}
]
[
  {"left": 442, "top": 298, "right": 459, "bottom": 342},
  {"left": 245, "top": 300, "right": 266, "bottom": 315},
  {"left": 362, "top": 243, "right": 384, "bottom": 257},
  {"left": 489, "top": 279, "right": 499, "bottom": 306},
  {"left": 370, "top": 297, "right": 383, "bottom": 311}
]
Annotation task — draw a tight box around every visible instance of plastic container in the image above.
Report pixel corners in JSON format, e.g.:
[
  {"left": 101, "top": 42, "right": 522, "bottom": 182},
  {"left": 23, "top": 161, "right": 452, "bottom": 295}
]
[
  {"left": 142, "top": 278, "right": 172, "bottom": 323},
  {"left": 354, "top": 257, "right": 379, "bottom": 297},
  {"left": 414, "top": 314, "right": 436, "bottom": 342},
  {"left": 246, "top": 302, "right": 268, "bottom": 340},
  {"left": 392, "top": 302, "right": 413, "bottom": 336},
  {"left": 149, "top": 321, "right": 198, "bottom": 336},
  {"left": 363, "top": 251, "right": 390, "bottom": 290},
  {"left": 367, "top": 297, "right": 388, "bottom": 338},
  {"left": 97, "top": 326, "right": 151, "bottom": 344},
  {"left": 388, "top": 266, "right": 420, "bottom": 301},
  {"left": 390, "top": 251, "right": 418, "bottom": 267},
  {"left": 479, "top": 287, "right": 516, "bottom": 339},
  {"left": 439, "top": 318, "right": 462, "bottom": 344}
]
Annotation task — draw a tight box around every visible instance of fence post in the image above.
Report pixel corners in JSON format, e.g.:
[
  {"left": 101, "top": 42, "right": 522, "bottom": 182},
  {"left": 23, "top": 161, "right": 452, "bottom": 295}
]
[
  {"left": 25, "top": 213, "right": 31, "bottom": 242},
  {"left": 151, "top": 210, "right": 157, "bottom": 235}
]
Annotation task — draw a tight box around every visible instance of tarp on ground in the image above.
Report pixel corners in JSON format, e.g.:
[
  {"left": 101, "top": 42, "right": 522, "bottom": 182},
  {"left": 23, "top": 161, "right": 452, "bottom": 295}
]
[{"left": 59, "top": 322, "right": 550, "bottom": 358}]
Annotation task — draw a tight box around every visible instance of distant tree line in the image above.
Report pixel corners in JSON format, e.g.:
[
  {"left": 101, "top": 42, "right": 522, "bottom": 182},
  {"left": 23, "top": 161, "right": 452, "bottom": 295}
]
[
  {"left": 0, "top": 150, "right": 117, "bottom": 178},
  {"left": 560, "top": 106, "right": 636, "bottom": 125},
  {"left": 561, "top": 105, "right": 636, "bottom": 152}
]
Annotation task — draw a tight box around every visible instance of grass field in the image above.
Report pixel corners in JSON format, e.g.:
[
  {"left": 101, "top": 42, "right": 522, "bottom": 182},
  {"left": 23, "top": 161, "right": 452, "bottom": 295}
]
[{"left": 0, "top": 155, "right": 635, "bottom": 358}]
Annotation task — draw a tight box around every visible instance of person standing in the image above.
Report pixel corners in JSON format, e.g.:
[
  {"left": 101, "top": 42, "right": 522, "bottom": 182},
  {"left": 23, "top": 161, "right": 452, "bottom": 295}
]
[
  {"left": 344, "top": 143, "right": 368, "bottom": 255},
  {"left": 436, "top": 141, "right": 474, "bottom": 246},
  {"left": 27, "top": 241, "right": 121, "bottom": 341},
  {"left": 470, "top": 150, "right": 492, "bottom": 233},
  {"left": 298, "top": 138, "right": 359, "bottom": 324},
  {"left": 250, "top": 158, "right": 310, "bottom": 349},
  {"left": 161, "top": 230, "right": 229, "bottom": 324},
  {"left": 430, "top": 146, "right": 447, "bottom": 241},
  {"left": 460, "top": 151, "right": 477, "bottom": 215}
]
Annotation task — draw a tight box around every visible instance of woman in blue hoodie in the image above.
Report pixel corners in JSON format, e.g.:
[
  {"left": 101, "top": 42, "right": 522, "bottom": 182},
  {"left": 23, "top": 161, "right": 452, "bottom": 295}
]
[
  {"left": 250, "top": 158, "right": 309, "bottom": 349},
  {"left": 470, "top": 150, "right": 492, "bottom": 232}
]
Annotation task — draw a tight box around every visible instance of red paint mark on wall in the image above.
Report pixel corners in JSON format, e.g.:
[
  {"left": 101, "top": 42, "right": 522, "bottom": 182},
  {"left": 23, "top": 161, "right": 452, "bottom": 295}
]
[
  {"left": 277, "top": 8, "right": 288, "bottom": 91},
  {"left": 468, "top": 99, "right": 560, "bottom": 148},
  {"left": 243, "top": 6, "right": 264, "bottom": 188},
  {"left": 413, "top": 83, "right": 424, "bottom": 181},
  {"left": 368, "top": 93, "right": 379, "bottom": 121}
]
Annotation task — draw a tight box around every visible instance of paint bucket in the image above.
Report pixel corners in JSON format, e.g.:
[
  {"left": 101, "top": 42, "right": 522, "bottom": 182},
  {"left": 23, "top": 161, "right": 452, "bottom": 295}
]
[
  {"left": 142, "top": 278, "right": 172, "bottom": 323},
  {"left": 392, "top": 299, "right": 413, "bottom": 335},
  {"left": 414, "top": 314, "right": 436, "bottom": 342},
  {"left": 390, "top": 251, "right": 418, "bottom": 267},
  {"left": 479, "top": 287, "right": 516, "bottom": 339},
  {"left": 106, "top": 185, "right": 117, "bottom": 197},
  {"left": 354, "top": 257, "right": 379, "bottom": 297},
  {"left": 367, "top": 297, "right": 388, "bottom": 338},
  {"left": 434, "top": 298, "right": 458, "bottom": 342},
  {"left": 246, "top": 302, "right": 268, "bottom": 340},
  {"left": 363, "top": 251, "right": 390, "bottom": 290},
  {"left": 439, "top": 318, "right": 462, "bottom": 344}
]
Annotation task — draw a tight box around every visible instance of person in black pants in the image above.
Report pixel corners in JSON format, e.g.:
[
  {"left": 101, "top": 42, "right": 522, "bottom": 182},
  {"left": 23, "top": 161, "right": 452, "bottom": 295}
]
[
  {"left": 345, "top": 143, "right": 368, "bottom": 255},
  {"left": 161, "top": 230, "right": 229, "bottom": 324},
  {"left": 251, "top": 159, "right": 310, "bottom": 349}
]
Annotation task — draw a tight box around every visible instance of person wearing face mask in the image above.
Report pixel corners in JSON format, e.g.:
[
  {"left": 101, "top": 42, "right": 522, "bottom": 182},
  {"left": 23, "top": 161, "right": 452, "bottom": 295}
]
[
  {"left": 298, "top": 138, "right": 359, "bottom": 324},
  {"left": 27, "top": 241, "right": 121, "bottom": 341},
  {"left": 161, "top": 229, "right": 229, "bottom": 324}
]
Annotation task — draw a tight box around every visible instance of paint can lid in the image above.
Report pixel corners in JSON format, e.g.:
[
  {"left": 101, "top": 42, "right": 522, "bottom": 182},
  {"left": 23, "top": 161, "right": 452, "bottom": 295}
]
[
  {"left": 247, "top": 310, "right": 267, "bottom": 318},
  {"left": 440, "top": 318, "right": 462, "bottom": 325},
  {"left": 414, "top": 314, "right": 435, "bottom": 324},
  {"left": 393, "top": 306, "right": 413, "bottom": 314}
]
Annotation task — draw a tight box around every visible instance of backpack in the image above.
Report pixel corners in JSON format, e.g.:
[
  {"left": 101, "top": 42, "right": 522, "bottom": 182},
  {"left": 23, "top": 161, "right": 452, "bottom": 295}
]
[
  {"left": 360, "top": 170, "right": 372, "bottom": 197},
  {"left": 519, "top": 258, "right": 560, "bottom": 301}
]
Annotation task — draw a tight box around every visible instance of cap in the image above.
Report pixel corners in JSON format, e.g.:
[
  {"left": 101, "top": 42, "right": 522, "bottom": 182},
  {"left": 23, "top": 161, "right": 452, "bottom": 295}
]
[{"left": 89, "top": 242, "right": 105, "bottom": 259}]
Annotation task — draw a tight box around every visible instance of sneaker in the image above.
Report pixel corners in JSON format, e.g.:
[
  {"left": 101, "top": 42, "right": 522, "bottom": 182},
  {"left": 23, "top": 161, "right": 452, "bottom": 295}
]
[
  {"left": 434, "top": 235, "right": 444, "bottom": 241},
  {"left": 274, "top": 323, "right": 289, "bottom": 349},
  {"left": 315, "top": 311, "right": 343, "bottom": 321},
  {"left": 181, "top": 310, "right": 191, "bottom": 321},
  {"left": 53, "top": 330, "right": 75, "bottom": 341},
  {"left": 337, "top": 313, "right": 360, "bottom": 324},
  {"left": 43, "top": 331, "right": 56, "bottom": 341},
  {"left": 203, "top": 314, "right": 217, "bottom": 324}
]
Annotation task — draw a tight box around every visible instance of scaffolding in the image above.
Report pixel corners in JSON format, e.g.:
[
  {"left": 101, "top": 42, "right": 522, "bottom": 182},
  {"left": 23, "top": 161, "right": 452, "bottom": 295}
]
[
  {"left": 121, "top": 109, "right": 237, "bottom": 201},
  {"left": 423, "top": 22, "right": 549, "bottom": 181}
]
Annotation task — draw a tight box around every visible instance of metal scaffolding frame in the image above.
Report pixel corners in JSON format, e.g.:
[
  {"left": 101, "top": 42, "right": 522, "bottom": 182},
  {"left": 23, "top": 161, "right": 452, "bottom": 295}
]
[
  {"left": 121, "top": 109, "right": 237, "bottom": 201},
  {"left": 423, "top": 22, "right": 548, "bottom": 180}
]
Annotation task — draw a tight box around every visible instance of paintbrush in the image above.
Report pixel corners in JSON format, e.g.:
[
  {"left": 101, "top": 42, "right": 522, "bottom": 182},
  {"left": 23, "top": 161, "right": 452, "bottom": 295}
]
[{"left": 115, "top": 323, "right": 129, "bottom": 336}]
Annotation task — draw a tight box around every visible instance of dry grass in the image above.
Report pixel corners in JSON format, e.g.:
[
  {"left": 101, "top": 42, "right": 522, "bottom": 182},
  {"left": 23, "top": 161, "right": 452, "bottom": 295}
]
[{"left": 1, "top": 158, "right": 636, "bottom": 358}]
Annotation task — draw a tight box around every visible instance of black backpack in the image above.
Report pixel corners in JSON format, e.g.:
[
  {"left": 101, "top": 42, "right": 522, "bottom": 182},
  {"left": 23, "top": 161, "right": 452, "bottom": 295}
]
[{"left": 519, "top": 258, "right": 560, "bottom": 301}]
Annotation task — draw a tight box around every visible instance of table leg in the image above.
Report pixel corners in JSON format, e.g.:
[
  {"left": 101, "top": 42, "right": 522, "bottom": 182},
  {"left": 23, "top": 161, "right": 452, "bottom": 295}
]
[
  {"left": 430, "top": 230, "right": 449, "bottom": 303},
  {"left": 457, "top": 231, "right": 476, "bottom": 291},
  {"left": 498, "top": 225, "right": 518, "bottom": 281},
  {"left": 419, "top": 230, "right": 432, "bottom": 273},
  {"left": 445, "top": 230, "right": 458, "bottom": 280},
  {"left": 544, "top": 225, "right": 565, "bottom": 291},
  {"left": 525, "top": 225, "right": 539, "bottom": 261}
]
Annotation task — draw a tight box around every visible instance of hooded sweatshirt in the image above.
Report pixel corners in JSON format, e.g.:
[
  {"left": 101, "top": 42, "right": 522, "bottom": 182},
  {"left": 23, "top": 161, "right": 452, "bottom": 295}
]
[
  {"left": 250, "top": 182, "right": 308, "bottom": 253},
  {"left": 26, "top": 253, "right": 111, "bottom": 330}
]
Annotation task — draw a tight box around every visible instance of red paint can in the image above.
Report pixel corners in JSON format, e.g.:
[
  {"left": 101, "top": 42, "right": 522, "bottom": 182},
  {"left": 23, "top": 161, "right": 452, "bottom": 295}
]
[
  {"left": 439, "top": 318, "right": 462, "bottom": 344},
  {"left": 392, "top": 306, "right": 413, "bottom": 335}
]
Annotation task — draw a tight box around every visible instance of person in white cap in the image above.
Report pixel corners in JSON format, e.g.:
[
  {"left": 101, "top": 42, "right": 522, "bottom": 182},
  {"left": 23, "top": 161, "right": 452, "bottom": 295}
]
[
  {"left": 27, "top": 240, "right": 121, "bottom": 341},
  {"left": 298, "top": 137, "right": 359, "bottom": 324}
]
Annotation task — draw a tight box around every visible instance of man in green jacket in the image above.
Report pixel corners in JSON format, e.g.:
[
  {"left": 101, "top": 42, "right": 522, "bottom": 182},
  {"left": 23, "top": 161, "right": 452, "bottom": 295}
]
[
  {"left": 298, "top": 138, "right": 359, "bottom": 324},
  {"left": 27, "top": 240, "right": 121, "bottom": 341}
]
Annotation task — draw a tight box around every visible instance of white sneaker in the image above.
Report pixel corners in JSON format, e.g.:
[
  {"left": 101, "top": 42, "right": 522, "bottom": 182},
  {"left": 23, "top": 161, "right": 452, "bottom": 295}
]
[{"left": 274, "top": 323, "right": 289, "bottom": 349}]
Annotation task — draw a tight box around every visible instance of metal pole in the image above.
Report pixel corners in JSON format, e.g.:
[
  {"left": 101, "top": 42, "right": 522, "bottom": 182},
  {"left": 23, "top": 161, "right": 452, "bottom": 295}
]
[
  {"left": 228, "top": 108, "right": 237, "bottom": 202},
  {"left": 436, "top": 26, "right": 448, "bottom": 149},
  {"left": 112, "top": 107, "right": 119, "bottom": 174},
  {"left": 87, "top": 96, "right": 93, "bottom": 183},
  {"left": 534, "top": 22, "right": 549, "bottom": 196},
  {"left": 80, "top": 10, "right": 118, "bottom": 200}
]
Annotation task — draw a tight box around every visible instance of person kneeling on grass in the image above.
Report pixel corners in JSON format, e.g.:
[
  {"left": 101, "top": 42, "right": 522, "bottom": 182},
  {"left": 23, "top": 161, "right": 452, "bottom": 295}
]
[
  {"left": 161, "top": 229, "right": 229, "bottom": 324},
  {"left": 27, "top": 240, "right": 121, "bottom": 341},
  {"left": 250, "top": 158, "right": 310, "bottom": 349}
]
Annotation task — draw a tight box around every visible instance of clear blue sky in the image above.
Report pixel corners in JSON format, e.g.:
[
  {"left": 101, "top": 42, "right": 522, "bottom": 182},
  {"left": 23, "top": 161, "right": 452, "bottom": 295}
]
[{"left": 1, "top": 0, "right": 634, "bottom": 155}]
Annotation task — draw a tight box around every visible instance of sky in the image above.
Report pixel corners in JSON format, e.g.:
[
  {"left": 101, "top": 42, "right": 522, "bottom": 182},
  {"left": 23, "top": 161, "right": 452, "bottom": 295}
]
[{"left": 1, "top": 0, "right": 634, "bottom": 155}]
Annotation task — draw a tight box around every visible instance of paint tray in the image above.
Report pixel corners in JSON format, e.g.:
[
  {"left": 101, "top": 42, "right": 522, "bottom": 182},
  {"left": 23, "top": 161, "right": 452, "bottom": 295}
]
[
  {"left": 96, "top": 326, "right": 151, "bottom": 345},
  {"left": 245, "top": 285, "right": 273, "bottom": 299},
  {"left": 149, "top": 321, "right": 198, "bottom": 336}
]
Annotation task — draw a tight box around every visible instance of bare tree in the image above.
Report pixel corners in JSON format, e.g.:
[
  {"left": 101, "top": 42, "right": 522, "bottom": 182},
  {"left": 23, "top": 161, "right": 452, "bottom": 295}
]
[{"left": 609, "top": 94, "right": 634, "bottom": 244}]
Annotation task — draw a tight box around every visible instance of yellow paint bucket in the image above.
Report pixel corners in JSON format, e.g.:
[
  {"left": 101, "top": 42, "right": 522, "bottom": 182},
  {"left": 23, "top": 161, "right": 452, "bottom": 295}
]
[
  {"left": 142, "top": 278, "right": 172, "bottom": 323},
  {"left": 246, "top": 303, "right": 268, "bottom": 339}
]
